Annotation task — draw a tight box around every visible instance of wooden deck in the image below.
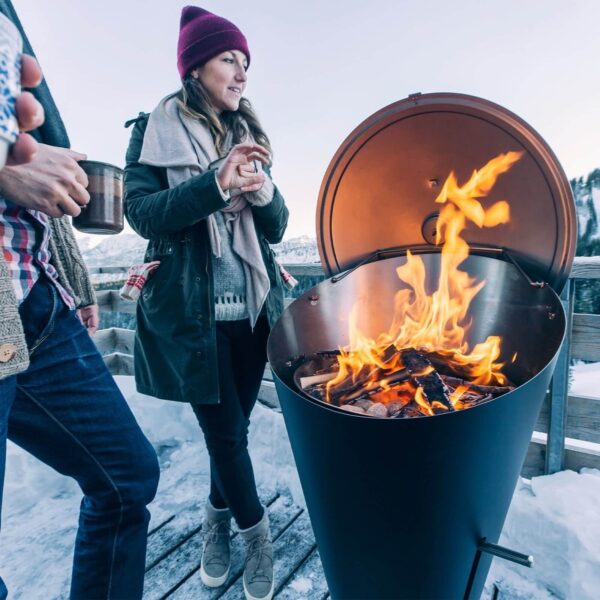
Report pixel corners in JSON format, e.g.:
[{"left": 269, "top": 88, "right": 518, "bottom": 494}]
[
  {"left": 143, "top": 489, "right": 328, "bottom": 600},
  {"left": 142, "top": 488, "right": 529, "bottom": 600}
]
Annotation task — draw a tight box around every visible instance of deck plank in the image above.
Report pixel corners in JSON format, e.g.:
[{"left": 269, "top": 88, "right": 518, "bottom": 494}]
[
  {"left": 146, "top": 503, "right": 202, "bottom": 571},
  {"left": 165, "top": 493, "right": 298, "bottom": 599}
]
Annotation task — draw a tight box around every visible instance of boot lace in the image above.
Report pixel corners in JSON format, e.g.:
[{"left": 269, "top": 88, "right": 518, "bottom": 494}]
[
  {"left": 245, "top": 535, "right": 272, "bottom": 582},
  {"left": 204, "top": 520, "right": 231, "bottom": 564}
]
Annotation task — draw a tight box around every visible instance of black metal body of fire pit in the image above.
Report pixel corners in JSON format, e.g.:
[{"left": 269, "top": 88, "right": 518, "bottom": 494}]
[
  {"left": 268, "top": 254, "right": 564, "bottom": 599},
  {"left": 267, "top": 93, "right": 576, "bottom": 599}
]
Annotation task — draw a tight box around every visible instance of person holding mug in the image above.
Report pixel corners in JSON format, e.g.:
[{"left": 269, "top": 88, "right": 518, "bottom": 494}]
[
  {"left": 0, "top": 2, "right": 160, "bottom": 598},
  {"left": 124, "top": 6, "right": 289, "bottom": 600}
]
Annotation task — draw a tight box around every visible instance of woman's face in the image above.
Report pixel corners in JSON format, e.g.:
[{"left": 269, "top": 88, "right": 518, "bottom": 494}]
[{"left": 193, "top": 50, "right": 248, "bottom": 113}]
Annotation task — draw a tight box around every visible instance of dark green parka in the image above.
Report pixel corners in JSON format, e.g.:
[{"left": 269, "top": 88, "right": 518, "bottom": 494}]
[{"left": 123, "top": 114, "right": 289, "bottom": 404}]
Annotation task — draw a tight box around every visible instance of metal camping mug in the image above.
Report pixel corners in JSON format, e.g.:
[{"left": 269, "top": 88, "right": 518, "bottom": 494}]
[
  {"left": 0, "top": 13, "right": 23, "bottom": 169},
  {"left": 72, "top": 160, "right": 124, "bottom": 234}
]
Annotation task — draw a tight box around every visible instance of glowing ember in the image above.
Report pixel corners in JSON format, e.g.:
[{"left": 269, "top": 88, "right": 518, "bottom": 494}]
[{"left": 324, "top": 151, "right": 523, "bottom": 411}]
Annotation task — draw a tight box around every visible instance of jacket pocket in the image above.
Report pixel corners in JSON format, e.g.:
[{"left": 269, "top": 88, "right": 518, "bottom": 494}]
[{"left": 140, "top": 239, "right": 177, "bottom": 302}]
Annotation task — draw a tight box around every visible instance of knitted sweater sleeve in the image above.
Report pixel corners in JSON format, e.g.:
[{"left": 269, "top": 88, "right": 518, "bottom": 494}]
[
  {"left": 49, "top": 217, "right": 96, "bottom": 307},
  {"left": 246, "top": 173, "right": 274, "bottom": 207}
]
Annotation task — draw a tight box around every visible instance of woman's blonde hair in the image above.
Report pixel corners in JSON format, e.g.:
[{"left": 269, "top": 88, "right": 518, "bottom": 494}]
[{"left": 176, "top": 74, "right": 272, "bottom": 158}]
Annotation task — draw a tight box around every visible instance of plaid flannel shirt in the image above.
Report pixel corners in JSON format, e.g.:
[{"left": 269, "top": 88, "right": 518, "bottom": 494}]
[{"left": 0, "top": 196, "right": 75, "bottom": 308}]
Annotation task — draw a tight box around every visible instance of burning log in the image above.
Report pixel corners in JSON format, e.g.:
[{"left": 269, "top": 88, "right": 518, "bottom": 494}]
[
  {"left": 379, "top": 344, "right": 400, "bottom": 364},
  {"left": 329, "top": 366, "right": 410, "bottom": 405},
  {"left": 302, "top": 385, "right": 327, "bottom": 402},
  {"left": 400, "top": 348, "right": 454, "bottom": 412},
  {"left": 292, "top": 343, "right": 516, "bottom": 418},
  {"left": 456, "top": 393, "right": 494, "bottom": 408},
  {"left": 328, "top": 365, "right": 382, "bottom": 405},
  {"left": 439, "top": 375, "right": 515, "bottom": 396},
  {"left": 299, "top": 372, "right": 338, "bottom": 389},
  {"left": 393, "top": 403, "right": 424, "bottom": 419}
]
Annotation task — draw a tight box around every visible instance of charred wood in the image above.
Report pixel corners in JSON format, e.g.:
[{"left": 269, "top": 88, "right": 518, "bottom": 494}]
[
  {"left": 393, "top": 403, "right": 424, "bottom": 419},
  {"left": 400, "top": 348, "right": 454, "bottom": 412},
  {"left": 440, "top": 375, "right": 515, "bottom": 396},
  {"left": 335, "top": 368, "right": 410, "bottom": 404},
  {"left": 457, "top": 393, "right": 494, "bottom": 408}
]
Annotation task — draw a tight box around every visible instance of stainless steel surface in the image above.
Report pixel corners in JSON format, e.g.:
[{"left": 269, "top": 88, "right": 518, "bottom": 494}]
[
  {"left": 269, "top": 253, "right": 565, "bottom": 395},
  {"left": 316, "top": 92, "right": 576, "bottom": 293}
]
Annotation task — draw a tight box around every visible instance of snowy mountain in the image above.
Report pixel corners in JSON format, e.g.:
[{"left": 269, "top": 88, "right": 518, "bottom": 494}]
[
  {"left": 271, "top": 235, "right": 320, "bottom": 264},
  {"left": 80, "top": 232, "right": 320, "bottom": 267},
  {"left": 81, "top": 233, "right": 147, "bottom": 267},
  {"left": 572, "top": 169, "right": 600, "bottom": 246}
]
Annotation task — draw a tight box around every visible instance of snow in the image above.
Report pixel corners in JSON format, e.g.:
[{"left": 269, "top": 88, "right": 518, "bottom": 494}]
[
  {"left": 290, "top": 577, "right": 314, "bottom": 593},
  {"left": 2, "top": 370, "right": 600, "bottom": 598},
  {"left": 483, "top": 471, "right": 600, "bottom": 599},
  {"left": 1, "top": 377, "right": 303, "bottom": 598},
  {"left": 571, "top": 361, "right": 600, "bottom": 398}
]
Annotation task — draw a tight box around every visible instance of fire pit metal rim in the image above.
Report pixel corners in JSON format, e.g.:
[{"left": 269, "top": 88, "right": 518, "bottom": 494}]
[{"left": 316, "top": 91, "right": 576, "bottom": 293}]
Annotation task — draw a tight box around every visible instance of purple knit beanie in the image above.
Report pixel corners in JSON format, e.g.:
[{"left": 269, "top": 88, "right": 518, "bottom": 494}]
[{"left": 177, "top": 6, "right": 250, "bottom": 79}]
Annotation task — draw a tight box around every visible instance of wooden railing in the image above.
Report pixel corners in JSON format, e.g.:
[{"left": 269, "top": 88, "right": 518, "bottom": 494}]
[{"left": 91, "top": 258, "right": 600, "bottom": 477}]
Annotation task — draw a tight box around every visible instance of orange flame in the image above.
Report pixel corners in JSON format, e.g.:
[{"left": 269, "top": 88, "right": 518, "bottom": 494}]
[{"left": 326, "top": 151, "right": 523, "bottom": 403}]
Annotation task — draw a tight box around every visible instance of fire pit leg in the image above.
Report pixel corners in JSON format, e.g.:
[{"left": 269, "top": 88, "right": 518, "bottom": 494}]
[
  {"left": 463, "top": 538, "right": 533, "bottom": 600},
  {"left": 478, "top": 540, "right": 533, "bottom": 567}
]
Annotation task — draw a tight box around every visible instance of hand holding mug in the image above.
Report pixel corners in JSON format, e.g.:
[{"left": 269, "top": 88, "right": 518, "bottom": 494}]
[{"left": 0, "top": 143, "right": 90, "bottom": 217}]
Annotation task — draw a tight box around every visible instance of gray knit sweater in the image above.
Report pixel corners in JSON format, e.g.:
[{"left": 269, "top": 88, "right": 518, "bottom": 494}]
[
  {"left": 0, "top": 216, "right": 96, "bottom": 380},
  {"left": 212, "top": 176, "right": 274, "bottom": 321}
]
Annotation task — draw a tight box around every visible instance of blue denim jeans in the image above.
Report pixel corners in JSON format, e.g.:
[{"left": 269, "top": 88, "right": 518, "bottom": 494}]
[{"left": 0, "top": 277, "right": 160, "bottom": 599}]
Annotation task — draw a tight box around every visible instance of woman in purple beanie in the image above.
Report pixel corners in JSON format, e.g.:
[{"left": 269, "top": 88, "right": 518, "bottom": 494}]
[{"left": 123, "top": 6, "right": 289, "bottom": 600}]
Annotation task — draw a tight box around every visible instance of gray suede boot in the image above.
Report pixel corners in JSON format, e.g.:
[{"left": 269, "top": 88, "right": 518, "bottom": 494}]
[
  {"left": 239, "top": 510, "right": 274, "bottom": 600},
  {"left": 200, "top": 500, "right": 232, "bottom": 587}
]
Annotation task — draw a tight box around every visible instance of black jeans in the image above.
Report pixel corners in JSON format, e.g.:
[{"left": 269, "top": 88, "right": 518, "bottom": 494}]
[{"left": 192, "top": 316, "right": 269, "bottom": 530}]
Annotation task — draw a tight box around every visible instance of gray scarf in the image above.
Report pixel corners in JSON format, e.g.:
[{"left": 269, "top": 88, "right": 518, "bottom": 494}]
[{"left": 139, "top": 95, "right": 270, "bottom": 327}]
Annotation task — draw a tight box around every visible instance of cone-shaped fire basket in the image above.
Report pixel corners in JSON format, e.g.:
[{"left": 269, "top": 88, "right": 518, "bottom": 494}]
[{"left": 267, "top": 93, "right": 576, "bottom": 599}]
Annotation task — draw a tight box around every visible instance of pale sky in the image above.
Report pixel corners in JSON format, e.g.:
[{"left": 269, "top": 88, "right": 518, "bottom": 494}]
[{"left": 15, "top": 0, "right": 600, "bottom": 241}]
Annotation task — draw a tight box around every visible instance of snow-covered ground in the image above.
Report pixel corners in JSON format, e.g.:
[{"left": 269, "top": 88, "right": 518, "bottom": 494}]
[{"left": 2, "top": 368, "right": 599, "bottom": 599}]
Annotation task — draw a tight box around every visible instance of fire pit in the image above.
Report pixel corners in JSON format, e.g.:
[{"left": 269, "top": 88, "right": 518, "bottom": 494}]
[{"left": 267, "top": 93, "right": 576, "bottom": 599}]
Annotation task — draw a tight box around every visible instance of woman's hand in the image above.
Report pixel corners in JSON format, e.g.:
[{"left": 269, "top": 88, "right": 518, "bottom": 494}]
[{"left": 216, "top": 142, "right": 270, "bottom": 193}]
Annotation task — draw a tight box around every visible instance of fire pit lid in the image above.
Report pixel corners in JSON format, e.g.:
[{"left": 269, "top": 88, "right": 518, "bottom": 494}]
[{"left": 317, "top": 92, "right": 576, "bottom": 292}]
